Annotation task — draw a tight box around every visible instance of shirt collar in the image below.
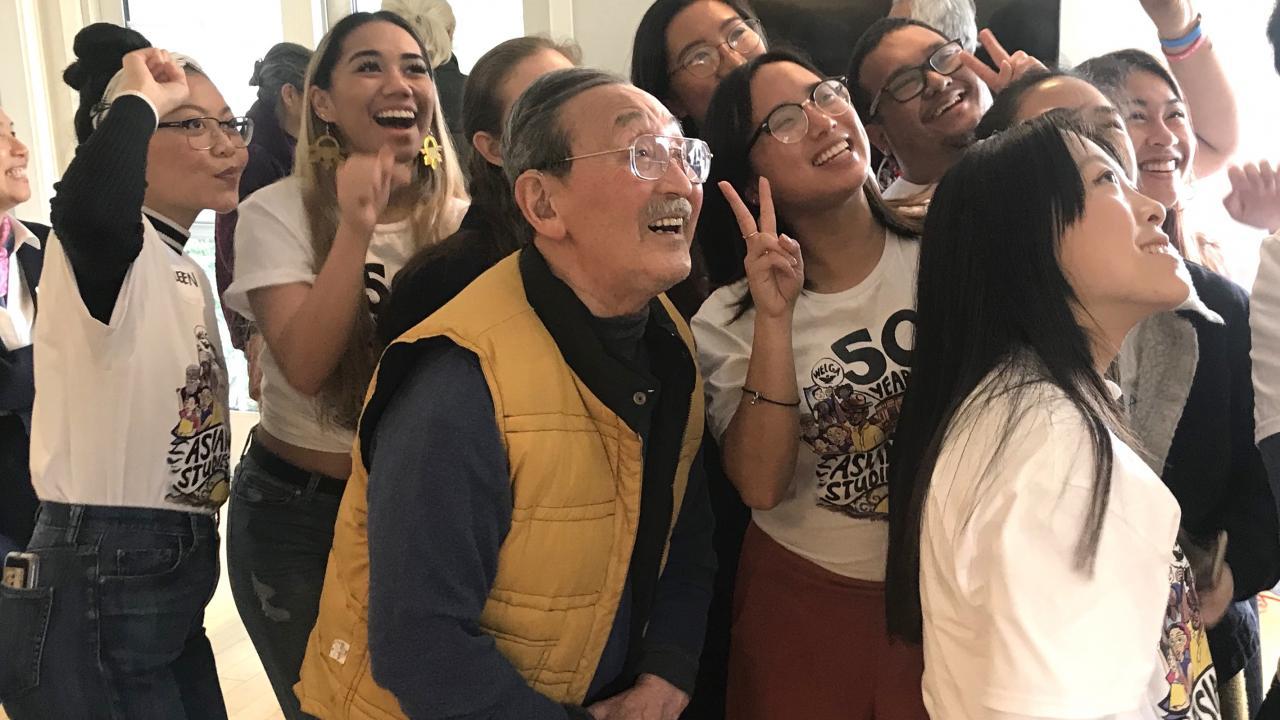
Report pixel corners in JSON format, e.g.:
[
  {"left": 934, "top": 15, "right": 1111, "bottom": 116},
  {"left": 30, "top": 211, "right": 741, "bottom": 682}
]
[
  {"left": 518, "top": 245, "right": 686, "bottom": 432},
  {"left": 3, "top": 213, "right": 41, "bottom": 252},
  {"left": 1174, "top": 258, "right": 1224, "bottom": 325},
  {"left": 142, "top": 207, "right": 191, "bottom": 253}
]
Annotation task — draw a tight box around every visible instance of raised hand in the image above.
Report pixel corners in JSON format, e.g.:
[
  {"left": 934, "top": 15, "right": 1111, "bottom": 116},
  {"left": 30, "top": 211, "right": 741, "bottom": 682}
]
[
  {"left": 336, "top": 145, "right": 397, "bottom": 237},
  {"left": 117, "top": 48, "right": 190, "bottom": 118},
  {"left": 1223, "top": 161, "right": 1280, "bottom": 233},
  {"left": 1139, "top": 0, "right": 1197, "bottom": 38},
  {"left": 719, "top": 177, "right": 803, "bottom": 320},
  {"left": 960, "top": 29, "right": 1047, "bottom": 96}
]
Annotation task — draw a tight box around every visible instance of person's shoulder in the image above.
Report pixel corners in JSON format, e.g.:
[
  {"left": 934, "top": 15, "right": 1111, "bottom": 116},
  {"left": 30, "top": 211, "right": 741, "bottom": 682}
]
[
  {"left": 17, "top": 219, "right": 49, "bottom": 245},
  {"left": 1185, "top": 260, "right": 1249, "bottom": 319},
  {"left": 240, "top": 175, "right": 304, "bottom": 217},
  {"left": 692, "top": 280, "right": 751, "bottom": 328}
]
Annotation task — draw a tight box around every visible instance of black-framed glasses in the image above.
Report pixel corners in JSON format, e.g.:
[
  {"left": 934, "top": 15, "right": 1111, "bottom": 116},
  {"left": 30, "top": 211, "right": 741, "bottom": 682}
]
[
  {"left": 868, "top": 39, "right": 965, "bottom": 117},
  {"left": 746, "top": 77, "right": 852, "bottom": 152},
  {"left": 156, "top": 116, "right": 255, "bottom": 150},
  {"left": 670, "top": 18, "right": 765, "bottom": 79},
  {"left": 553, "top": 134, "right": 713, "bottom": 184}
]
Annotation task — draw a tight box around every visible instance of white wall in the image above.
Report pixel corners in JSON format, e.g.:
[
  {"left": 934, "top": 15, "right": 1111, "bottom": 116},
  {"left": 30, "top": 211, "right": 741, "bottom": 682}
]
[{"left": 570, "top": 0, "right": 651, "bottom": 76}]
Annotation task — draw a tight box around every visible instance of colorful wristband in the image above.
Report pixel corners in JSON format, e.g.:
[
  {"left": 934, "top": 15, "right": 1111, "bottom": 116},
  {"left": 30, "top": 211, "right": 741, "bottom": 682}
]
[
  {"left": 1160, "top": 14, "right": 1203, "bottom": 48},
  {"left": 1164, "top": 34, "right": 1207, "bottom": 61}
]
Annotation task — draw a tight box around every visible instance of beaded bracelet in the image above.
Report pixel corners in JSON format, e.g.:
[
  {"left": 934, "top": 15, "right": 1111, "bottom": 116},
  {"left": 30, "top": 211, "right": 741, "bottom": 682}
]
[
  {"left": 1160, "top": 13, "right": 1203, "bottom": 48},
  {"left": 1164, "top": 34, "right": 1207, "bottom": 62}
]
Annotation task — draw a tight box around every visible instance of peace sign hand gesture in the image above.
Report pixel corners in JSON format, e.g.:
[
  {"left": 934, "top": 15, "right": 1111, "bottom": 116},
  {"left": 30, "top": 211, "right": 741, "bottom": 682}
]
[
  {"left": 720, "top": 178, "right": 804, "bottom": 320},
  {"left": 960, "top": 29, "right": 1047, "bottom": 96}
]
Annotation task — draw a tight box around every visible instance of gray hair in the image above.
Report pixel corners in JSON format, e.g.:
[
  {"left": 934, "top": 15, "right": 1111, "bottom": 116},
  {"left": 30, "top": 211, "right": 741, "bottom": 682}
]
[
  {"left": 382, "top": 0, "right": 456, "bottom": 68},
  {"left": 502, "top": 67, "right": 627, "bottom": 188},
  {"left": 250, "top": 42, "right": 312, "bottom": 107},
  {"left": 893, "top": 0, "right": 978, "bottom": 52}
]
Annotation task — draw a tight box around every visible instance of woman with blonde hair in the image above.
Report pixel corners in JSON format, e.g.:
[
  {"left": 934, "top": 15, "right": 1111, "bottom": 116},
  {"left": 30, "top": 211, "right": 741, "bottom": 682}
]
[{"left": 222, "top": 10, "right": 467, "bottom": 719}]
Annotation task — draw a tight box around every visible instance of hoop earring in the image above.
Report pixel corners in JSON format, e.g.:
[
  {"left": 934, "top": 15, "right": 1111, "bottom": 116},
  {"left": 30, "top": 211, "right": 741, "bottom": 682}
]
[
  {"left": 420, "top": 134, "right": 443, "bottom": 171},
  {"left": 875, "top": 153, "right": 900, "bottom": 191},
  {"left": 311, "top": 122, "right": 344, "bottom": 170}
]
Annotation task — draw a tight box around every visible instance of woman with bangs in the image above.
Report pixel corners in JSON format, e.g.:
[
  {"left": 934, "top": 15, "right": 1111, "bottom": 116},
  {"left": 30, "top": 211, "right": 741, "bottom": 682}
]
[
  {"left": 691, "top": 48, "right": 925, "bottom": 719},
  {"left": 978, "top": 69, "right": 1279, "bottom": 720},
  {"left": 222, "top": 11, "right": 467, "bottom": 719},
  {"left": 887, "top": 112, "right": 1198, "bottom": 719}
]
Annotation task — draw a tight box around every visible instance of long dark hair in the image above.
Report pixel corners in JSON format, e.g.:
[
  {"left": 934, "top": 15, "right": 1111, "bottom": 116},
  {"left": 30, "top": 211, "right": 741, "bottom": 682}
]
[
  {"left": 697, "top": 49, "right": 919, "bottom": 317},
  {"left": 630, "top": 0, "right": 763, "bottom": 137},
  {"left": 1075, "top": 50, "right": 1213, "bottom": 271},
  {"left": 462, "top": 36, "right": 580, "bottom": 234},
  {"left": 885, "top": 113, "right": 1131, "bottom": 642}
]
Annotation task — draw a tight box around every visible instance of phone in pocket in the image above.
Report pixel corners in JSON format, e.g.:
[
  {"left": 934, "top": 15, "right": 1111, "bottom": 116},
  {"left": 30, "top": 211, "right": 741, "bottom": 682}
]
[{"left": 3, "top": 551, "right": 40, "bottom": 589}]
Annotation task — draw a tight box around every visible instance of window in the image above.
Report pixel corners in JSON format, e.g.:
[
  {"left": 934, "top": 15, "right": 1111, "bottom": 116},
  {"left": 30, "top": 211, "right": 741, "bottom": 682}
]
[{"left": 126, "top": 0, "right": 289, "bottom": 411}]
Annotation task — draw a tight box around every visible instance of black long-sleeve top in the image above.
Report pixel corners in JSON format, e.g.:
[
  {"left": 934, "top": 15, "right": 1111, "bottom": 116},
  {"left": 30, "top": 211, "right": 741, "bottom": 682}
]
[{"left": 49, "top": 94, "right": 189, "bottom": 324}]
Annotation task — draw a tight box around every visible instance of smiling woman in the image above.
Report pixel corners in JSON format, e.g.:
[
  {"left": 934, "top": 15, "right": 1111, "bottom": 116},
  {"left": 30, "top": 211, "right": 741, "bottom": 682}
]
[
  {"left": 218, "top": 10, "right": 468, "bottom": 719},
  {"left": 691, "top": 49, "right": 925, "bottom": 720}
]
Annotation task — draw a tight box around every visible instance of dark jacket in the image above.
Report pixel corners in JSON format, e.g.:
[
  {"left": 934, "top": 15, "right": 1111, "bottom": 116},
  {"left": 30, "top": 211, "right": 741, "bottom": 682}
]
[
  {"left": 214, "top": 98, "right": 297, "bottom": 349},
  {"left": 435, "top": 54, "right": 467, "bottom": 155},
  {"left": 1124, "top": 262, "right": 1280, "bottom": 680},
  {"left": 0, "top": 219, "right": 47, "bottom": 548}
]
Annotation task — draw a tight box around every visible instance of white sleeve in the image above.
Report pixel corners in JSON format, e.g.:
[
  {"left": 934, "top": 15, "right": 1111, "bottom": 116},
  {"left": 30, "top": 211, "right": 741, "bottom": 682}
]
[
  {"left": 690, "top": 290, "right": 754, "bottom": 441},
  {"left": 222, "top": 186, "right": 317, "bottom": 321},
  {"left": 968, "top": 422, "right": 1170, "bottom": 718},
  {"left": 1252, "top": 231, "right": 1280, "bottom": 443}
]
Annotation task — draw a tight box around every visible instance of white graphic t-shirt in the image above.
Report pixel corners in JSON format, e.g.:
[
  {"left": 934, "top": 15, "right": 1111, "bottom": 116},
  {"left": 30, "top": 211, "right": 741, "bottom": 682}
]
[
  {"left": 1154, "top": 547, "right": 1219, "bottom": 719},
  {"left": 31, "top": 213, "right": 232, "bottom": 513},
  {"left": 224, "top": 176, "right": 467, "bottom": 452},
  {"left": 919, "top": 369, "right": 1182, "bottom": 720},
  {"left": 693, "top": 233, "right": 918, "bottom": 581}
]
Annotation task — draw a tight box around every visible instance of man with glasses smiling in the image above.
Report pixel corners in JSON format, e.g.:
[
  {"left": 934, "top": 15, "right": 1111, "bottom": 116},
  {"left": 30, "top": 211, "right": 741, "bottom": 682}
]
[
  {"left": 848, "top": 17, "right": 1043, "bottom": 201},
  {"left": 299, "top": 68, "right": 715, "bottom": 720}
]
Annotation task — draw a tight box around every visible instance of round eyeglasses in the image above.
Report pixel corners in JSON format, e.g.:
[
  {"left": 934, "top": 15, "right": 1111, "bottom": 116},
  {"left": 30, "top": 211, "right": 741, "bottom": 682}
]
[
  {"left": 868, "top": 39, "right": 965, "bottom": 117},
  {"left": 671, "top": 19, "right": 765, "bottom": 79},
  {"left": 554, "top": 134, "right": 713, "bottom": 184},
  {"left": 746, "top": 77, "right": 852, "bottom": 152},
  {"left": 156, "top": 116, "right": 255, "bottom": 151}
]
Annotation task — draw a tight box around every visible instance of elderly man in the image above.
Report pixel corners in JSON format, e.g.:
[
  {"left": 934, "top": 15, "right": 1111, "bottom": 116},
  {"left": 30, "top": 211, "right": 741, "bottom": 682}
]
[{"left": 296, "top": 67, "right": 716, "bottom": 720}]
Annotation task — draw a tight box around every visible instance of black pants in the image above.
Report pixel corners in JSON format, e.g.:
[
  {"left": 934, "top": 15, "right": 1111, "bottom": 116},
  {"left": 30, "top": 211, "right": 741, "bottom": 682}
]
[{"left": 0, "top": 414, "right": 39, "bottom": 550}]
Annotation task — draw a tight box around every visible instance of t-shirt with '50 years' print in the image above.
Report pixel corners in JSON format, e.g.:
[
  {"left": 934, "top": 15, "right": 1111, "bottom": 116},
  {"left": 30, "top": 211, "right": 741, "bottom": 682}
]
[{"left": 692, "top": 233, "right": 918, "bottom": 581}]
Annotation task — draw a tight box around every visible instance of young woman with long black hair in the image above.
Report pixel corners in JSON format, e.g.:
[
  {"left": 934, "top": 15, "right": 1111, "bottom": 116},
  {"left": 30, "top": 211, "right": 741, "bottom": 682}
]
[
  {"left": 221, "top": 11, "right": 466, "bottom": 719},
  {"left": 886, "top": 112, "right": 1197, "bottom": 719},
  {"left": 691, "top": 49, "right": 924, "bottom": 719},
  {"left": 979, "top": 72, "right": 1278, "bottom": 720}
]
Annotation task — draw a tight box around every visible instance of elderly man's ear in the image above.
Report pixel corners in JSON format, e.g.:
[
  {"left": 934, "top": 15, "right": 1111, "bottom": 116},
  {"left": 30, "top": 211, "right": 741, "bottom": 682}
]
[{"left": 515, "top": 171, "right": 568, "bottom": 240}]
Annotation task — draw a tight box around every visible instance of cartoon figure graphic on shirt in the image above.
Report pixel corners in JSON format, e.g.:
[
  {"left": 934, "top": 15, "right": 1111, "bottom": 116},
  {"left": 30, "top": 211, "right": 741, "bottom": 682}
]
[
  {"left": 798, "top": 311, "right": 915, "bottom": 521},
  {"left": 1157, "top": 547, "right": 1220, "bottom": 719},
  {"left": 166, "top": 326, "right": 231, "bottom": 508}
]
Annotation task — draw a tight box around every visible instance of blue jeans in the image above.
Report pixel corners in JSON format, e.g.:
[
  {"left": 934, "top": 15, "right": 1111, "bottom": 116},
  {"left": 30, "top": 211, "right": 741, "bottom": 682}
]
[
  {"left": 0, "top": 502, "right": 225, "bottom": 719},
  {"left": 227, "top": 443, "right": 340, "bottom": 720}
]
